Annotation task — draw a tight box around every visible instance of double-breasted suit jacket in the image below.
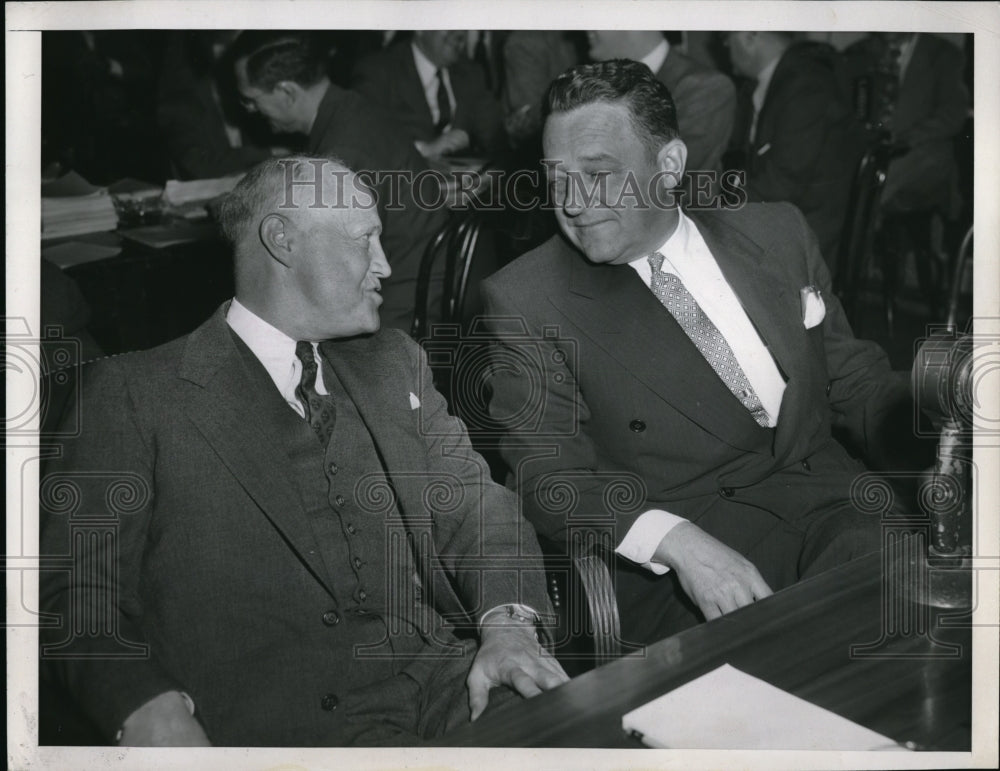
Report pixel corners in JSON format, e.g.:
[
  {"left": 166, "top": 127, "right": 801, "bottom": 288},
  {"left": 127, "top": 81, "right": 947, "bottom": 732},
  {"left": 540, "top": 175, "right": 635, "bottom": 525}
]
[
  {"left": 40, "top": 305, "right": 550, "bottom": 746},
  {"left": 482, "top": 203, "right": 905, "bottom": 638}
]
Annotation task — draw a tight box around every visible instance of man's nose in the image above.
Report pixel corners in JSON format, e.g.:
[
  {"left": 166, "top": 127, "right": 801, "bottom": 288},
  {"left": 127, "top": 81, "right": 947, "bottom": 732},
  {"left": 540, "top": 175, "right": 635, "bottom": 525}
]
[{"left": 371, "top": 238, "right": 391, "bottom": 279}]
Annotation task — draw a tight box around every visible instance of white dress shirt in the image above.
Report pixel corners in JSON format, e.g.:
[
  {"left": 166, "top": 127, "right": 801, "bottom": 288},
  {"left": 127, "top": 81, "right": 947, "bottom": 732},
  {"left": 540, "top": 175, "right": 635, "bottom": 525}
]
[
  {"left": 614, "top": 211, "right": 786, "bottom": 573},
  {"left": 639, "top": 37, "right": 670, "bottom": 77},
  {"left": 412, "top": 41, "right": 456, "bottom": 128},
  {"left": 226, "top": 298, "right": 327, "bottom": 417}
]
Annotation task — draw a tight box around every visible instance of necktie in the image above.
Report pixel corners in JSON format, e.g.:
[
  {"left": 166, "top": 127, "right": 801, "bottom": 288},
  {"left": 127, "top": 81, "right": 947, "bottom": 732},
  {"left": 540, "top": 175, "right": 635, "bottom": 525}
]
[
  {"left": 435, "top": 69, "right": 452, "bottom": 135},
  {"left": 647, "top": 253, "right": 770, "bottom": 427},
  {"left": 294, "top": 341, "right": 337, "bottom": 446}
]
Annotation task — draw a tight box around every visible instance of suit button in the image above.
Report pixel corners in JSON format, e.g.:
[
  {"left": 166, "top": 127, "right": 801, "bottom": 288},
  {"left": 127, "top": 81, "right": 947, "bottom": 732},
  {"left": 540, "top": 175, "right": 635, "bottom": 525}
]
[
  {"left": 353, "top": 557, "right": 363, "bottom": 569},
  {"left": 322, "top": 610, "right": 341, "bottom": 626},
  {"left": 801, "top": 459, "right": 811, "bottom": 471},
  {"left": 629, "top": 419, "right": 646, "bottom": 433},
  {"left": 826, "top": 382, "right": 832, "bottom": 396},
  {"left": 321, "top": 693, "right": 338, "bottom": 711},
  {"left": 328, "top": 463, "right": 339, "bottom": 475},
  {"left": 346, "top": 524, "right": 356, "bottom": 534},
  {"left": 358, "top": 590, "right": 367, "bottom": 602},
  {"left": 335, "top": 495, "right": 346, "bottom": 506},
  {"left": 720, "top": 487, "right": 735, "bottom": 498}
]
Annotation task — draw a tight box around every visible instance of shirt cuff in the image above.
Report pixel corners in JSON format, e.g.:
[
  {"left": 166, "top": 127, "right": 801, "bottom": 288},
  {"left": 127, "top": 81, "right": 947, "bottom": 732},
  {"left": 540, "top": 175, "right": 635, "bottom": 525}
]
[
  {"left": 615, "top": 508, "right": 688, "bottom": 575},
  {"left": 114, "top": 691, "right": 196, "bottom": 744}
]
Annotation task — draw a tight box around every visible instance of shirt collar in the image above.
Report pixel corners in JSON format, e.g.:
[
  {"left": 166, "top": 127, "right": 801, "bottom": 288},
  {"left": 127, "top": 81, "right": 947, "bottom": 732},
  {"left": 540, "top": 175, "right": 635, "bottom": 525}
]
[
  {"left": 628, "top": 209, "right": 690, "bottom": 283},
  {"left": 412, "top": 40, "right": 440, "bottom": 87},
  {"left": 226, "top": 297, "right": 301, "bottom": 400},
  {"left": 640, "top": 38, "right": 670, "bottom": 76}
]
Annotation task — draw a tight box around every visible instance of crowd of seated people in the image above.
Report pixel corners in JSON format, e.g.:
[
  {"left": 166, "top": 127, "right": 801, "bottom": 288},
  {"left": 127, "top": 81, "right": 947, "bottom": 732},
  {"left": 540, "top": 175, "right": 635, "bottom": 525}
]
[{"left": 38, "top": 29, "right": 972, "bottom": 749}]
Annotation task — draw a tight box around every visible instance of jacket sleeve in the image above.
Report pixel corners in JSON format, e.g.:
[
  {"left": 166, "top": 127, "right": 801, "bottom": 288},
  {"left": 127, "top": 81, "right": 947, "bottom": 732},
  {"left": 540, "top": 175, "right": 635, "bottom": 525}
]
[
  {"left": 38, "top": 357, "right": 185, "bottom": 742},
  {"left": 397, "top": 331, "right": 554, "bottom": 623}
]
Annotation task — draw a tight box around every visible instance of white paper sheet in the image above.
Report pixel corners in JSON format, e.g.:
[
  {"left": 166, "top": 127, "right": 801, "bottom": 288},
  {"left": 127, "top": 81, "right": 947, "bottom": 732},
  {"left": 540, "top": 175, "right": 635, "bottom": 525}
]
[{"left": 621, "top": 663, "right": 909, "bottom": 750}]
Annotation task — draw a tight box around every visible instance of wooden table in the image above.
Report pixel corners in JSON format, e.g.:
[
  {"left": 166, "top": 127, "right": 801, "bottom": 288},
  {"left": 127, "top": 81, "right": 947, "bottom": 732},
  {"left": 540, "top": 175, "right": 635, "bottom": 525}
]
[{"left": 441, "top": 543, "right": 972, "bottom": 749}]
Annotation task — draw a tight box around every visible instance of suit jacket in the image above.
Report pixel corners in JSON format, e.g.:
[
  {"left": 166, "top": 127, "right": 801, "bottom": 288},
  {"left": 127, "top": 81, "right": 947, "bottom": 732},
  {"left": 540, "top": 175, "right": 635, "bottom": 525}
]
[
  {"left": 307, "top": 84, "right": 448, "bottom": 331},
  {"left": 655, "top": 49, "right": 736, "bottom": 174},
  {"left": 39, "top": 305, "right": 549, "bottom": 746},
  {"left": 352, "top": 40, "right": 506, "bottom": 155},
  {"left": 737, "top": 42, "right": 863, "bottom": 266},
  {"left": 481, "top": 204, "right": 905, "bottom": 554},
  {"left": 844, "top": 34, "right": 968, "bottom": 214}
]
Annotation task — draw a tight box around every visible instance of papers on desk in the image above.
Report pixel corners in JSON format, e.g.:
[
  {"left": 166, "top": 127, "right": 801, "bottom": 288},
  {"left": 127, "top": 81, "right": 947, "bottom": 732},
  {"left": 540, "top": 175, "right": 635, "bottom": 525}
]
[
  {"left": 622, "top": 664, "right": 908, "bottom": 751},
  {"left": 163, "top": 174, "right": 244, "bottom": 206},
  {"left": 41, "top": 171, "right": 118, "bottom": 240},
  {"left": 119, "top": 219, "right": 220, "bottom": 249}
]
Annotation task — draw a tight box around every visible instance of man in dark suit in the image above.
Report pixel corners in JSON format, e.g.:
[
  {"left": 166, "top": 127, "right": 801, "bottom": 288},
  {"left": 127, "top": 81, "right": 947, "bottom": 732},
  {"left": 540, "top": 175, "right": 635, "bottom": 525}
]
[
  {"left": 587, "top": 31, "right": 735, "bottom": 174},
  {"left": 482, "top": 61, "right": 906, "bottom": 647},
  {"left": 352, "top": 31, "right": 506, "bottom": 158},
  {"left": 726, "top": 32, "right": 862, "bottom": 270},
  {"left": 229, "top": 32, "right": 448, "bottom": 332},
  {"left": 39, "top": 156, "right": 567, "bottom": 746}
]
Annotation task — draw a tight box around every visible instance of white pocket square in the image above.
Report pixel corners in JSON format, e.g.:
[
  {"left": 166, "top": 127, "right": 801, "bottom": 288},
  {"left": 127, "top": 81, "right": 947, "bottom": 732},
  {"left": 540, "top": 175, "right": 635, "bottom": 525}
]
[
  {"left": 800, "top": 286, "right": 826, "bottom": 329},
  {"left": 409, "top": 391, "right": 421, "bottom": 410}
]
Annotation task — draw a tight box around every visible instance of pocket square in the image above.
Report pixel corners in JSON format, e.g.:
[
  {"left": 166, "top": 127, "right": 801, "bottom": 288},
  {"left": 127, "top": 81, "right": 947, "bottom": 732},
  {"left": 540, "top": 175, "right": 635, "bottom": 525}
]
[
  {"left": 409, "top": 391, "right": 421, "bottom": 410},
  {"left": 800, "top": 285, "right": 826, "bottom": 329},
  {"left": 756, "top": 142, "right": 772, "bottom": 156}
]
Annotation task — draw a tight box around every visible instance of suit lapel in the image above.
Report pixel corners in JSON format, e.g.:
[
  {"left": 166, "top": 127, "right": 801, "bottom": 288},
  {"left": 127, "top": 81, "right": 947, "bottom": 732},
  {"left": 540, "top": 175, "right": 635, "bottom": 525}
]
[
  {"left": 178, "top": 307, "right": 338, "bottom": 598},
  {"left": 553, "top": 240, "right": 765, "bottom": 450}
]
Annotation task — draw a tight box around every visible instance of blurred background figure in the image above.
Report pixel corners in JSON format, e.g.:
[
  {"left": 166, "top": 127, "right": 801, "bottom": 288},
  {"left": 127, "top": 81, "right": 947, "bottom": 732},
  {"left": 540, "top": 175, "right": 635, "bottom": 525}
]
[
  {"left": 587, "top": 30, "right": 736, "bottom": 175},
  {"left": 843, "top": 32, "right": 970, "bottom": 317},
  {"left": 352, "top": 30, "right": 506, "bottom": 158},
  {"left": 502, "top": 31, "right": 580, "bottom": 148},
  {"left": 42, "top": 31, "right": 167, "bottom": 184},
  {"left": 724, "top": 31, "right": 862, "bottom": 271},
  {"left": 157, "top": 31, "right": 284, "bottom": 180}
]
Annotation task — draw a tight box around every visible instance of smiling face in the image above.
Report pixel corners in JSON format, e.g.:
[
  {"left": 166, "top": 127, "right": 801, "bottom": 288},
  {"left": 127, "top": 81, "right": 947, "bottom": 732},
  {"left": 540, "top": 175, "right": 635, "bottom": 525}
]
[
  {"left": 282, "top": 176, "right": 391, "bottom": 339},
  {"left": 543, "top": 100, "right": 682, "bottom": 266}
]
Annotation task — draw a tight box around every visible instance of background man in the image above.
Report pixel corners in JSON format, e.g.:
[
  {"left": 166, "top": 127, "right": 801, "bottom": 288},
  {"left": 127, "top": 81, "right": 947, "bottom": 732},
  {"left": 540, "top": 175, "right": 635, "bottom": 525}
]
[
  {"left": 40, "top": 156, "right": 566, "bottom": 746},
  {"left": 482, "top": 61, "right": 907, "bottom": 647},
  {"left": 587, "top": 30, "right": 735, "bottom": 175},
  {"left": 725, "top": 31, "right": 862, "bottom": 271},
  {"left": 230, "top": 32, "right": 448, "bottom": 332},
  {"left": 352, "top": 30, "right": 506, "bottom": 158}
]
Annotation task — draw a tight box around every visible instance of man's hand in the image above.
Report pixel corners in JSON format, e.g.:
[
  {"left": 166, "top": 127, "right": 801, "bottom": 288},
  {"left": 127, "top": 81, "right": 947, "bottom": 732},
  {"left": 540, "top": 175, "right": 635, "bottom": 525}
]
[
  {"left": 653, "top": 522, "right": 773, "bottom": 620},
  {"left": 118, "top": 691, "right": 211, "bottom": 746},
  {"left": 467, "top": 619, "right": 569, "bottom": 720}
]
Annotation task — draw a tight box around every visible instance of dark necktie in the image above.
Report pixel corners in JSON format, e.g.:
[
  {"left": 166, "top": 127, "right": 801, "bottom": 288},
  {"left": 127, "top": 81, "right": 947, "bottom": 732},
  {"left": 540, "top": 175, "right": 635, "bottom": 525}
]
[
  {"left": 435, "top": 69, "right": 452, "bottom": 134},
  {"left": 294, "top": 341, "right": 337, "bottom": 446},
  {"left": 647, "top": 252, "right": 770, "bottom": 427},
  {"left": 473, "top": 33, "right": 493, "bottom": 93}
]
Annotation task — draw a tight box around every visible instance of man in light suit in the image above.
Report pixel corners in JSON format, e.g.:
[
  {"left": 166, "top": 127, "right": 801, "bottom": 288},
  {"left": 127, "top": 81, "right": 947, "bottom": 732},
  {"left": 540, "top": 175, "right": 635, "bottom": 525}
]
[
  {"left": 39, "top": 156, "right": 566, "bottom": 746},
  {"left": 482, "top": 61, "right": 906, "bottom": 646},
  {"left": 587, "top": 31, "right": 735, "bottom": 174}
]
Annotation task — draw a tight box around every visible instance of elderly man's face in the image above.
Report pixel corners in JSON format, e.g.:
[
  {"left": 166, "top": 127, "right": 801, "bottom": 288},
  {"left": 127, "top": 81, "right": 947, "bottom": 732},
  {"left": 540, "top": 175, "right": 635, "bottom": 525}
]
[
  {"left": 235, "top": 57, "right": 299, "bottom": 134},
  {"left": 282, "top": 178, "right": 391, "bottom": 339},
  {"left": 415, "top": 31, "right": 466, "bottom": 68},
  {"left": 543, "top": 101, "right": 682, "bottom": 266}
]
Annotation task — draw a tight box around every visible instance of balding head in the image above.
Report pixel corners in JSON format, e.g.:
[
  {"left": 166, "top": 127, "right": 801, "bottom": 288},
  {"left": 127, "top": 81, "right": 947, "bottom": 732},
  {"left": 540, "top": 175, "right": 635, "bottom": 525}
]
[{"left": 219, "top": 156, "right": 390, "bottom": 341}]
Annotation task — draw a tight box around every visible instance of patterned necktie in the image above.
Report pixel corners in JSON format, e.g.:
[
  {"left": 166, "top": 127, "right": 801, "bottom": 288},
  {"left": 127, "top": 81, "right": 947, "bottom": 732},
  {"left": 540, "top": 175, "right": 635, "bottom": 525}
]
[
  {"left": 294, "top": 341, "right": 337, "bottom": 446},
  {"left": 435, "top": 69, "right": 452, "bottom": 135},
  {"left": 647, "top": 252, "right": 770, "bottom": 427}
]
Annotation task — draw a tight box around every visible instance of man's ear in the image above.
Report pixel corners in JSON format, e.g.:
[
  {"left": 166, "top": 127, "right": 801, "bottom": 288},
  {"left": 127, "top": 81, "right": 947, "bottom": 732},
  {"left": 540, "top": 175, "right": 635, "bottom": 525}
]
[
  {"left": 259, "top": 213, "right": 293, "bottom": 267},
  {"left": 272, "top": 80, "right": 300, "bottom": 106},
  {"left": 656, "top": 138, "right": 688, "bottom": 189}
]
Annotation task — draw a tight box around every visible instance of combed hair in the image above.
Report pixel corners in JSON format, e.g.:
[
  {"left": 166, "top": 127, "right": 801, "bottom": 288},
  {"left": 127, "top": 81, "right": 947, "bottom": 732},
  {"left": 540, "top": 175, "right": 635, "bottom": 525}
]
[
  {"left": 217, "top": 155, "right": 350, "bottom": 247},
  {"left": 544, "top": 59, "right": 680, "bottom": 156},
  {"left": 228, "top": 31, "right": 327, "bottom": 90}
]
